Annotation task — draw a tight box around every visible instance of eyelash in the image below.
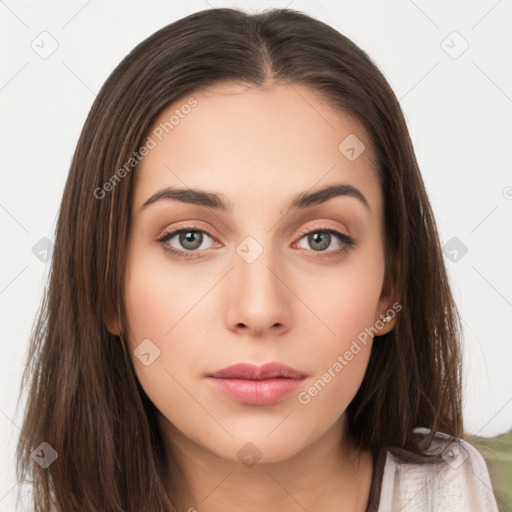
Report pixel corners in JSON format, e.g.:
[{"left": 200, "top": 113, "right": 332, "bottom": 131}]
[{"left": 156, "top": 223, "right": 356, "bottom": 260}]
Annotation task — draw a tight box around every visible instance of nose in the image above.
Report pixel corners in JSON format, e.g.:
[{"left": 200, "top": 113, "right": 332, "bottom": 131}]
[{"left": 224, "top": 241, "right": 291, "bottom": 337}]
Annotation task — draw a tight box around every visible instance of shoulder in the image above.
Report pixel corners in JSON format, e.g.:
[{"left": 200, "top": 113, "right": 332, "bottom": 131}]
[{"left": 377, "top": 428, "right": 499, "bottom": 512}]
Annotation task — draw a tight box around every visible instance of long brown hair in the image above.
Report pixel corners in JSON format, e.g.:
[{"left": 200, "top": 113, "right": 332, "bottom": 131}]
[{"left": 16, "top": 7, "right": 463, "bottom": 511}]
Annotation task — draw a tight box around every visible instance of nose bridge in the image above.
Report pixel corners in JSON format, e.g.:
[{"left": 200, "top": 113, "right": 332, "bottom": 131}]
[
  {"left": 226, "top": 232, "right": 289, "bottom": 332},
  {"left": 235, "top": 233, "right": 283, "bottom": 301}
]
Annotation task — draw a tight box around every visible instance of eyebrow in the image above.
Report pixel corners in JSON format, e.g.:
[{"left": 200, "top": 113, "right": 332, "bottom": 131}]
[{"left": 140, "top": 183, "right": 370, "bottom": 213}]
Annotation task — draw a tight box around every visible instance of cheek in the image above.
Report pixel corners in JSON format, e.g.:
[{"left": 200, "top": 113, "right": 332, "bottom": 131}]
[
  {"left": 123, "top": 241, "right": 206, "bottom": 342},
  {"left": 123, "top": 295, "right": 211, "bottom": 449},
  {"left": 292, "top": 244, "right": 384, "bottom": 412},
  {"left": 296, "top": 243, "right": 385, "bottom": 345},
  {"left": 124, "top": 275, "right": 221, "bottom": 453},
  {"left": 123, "top": 247, "right": 218, "bottom": 415},
  {"left": 123, "top": 248, "right": 185, "bottom": 387},
  {"left": 293, "top": 277, "right": 378, "bottom": 422}
]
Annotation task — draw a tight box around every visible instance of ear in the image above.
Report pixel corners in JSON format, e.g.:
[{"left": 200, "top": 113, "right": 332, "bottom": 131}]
[
  {"left": 374, "top": 258, "right": 400, "bottom": 336},
  {"left": 105, "top": 312, "right": 122, "bottom": 337}
]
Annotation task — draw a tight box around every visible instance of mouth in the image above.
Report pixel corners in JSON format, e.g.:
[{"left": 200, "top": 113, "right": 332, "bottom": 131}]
[{"left": 206, "top": 362, "right": 307, "bottom": 406}]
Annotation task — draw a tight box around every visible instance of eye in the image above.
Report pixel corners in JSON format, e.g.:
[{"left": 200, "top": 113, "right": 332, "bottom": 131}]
[
  {"left": 293, "top": 224, "right": 356, "bottom": 257},
  {"left": 156, "top": 225, "right": 217, "bottom": 259}
]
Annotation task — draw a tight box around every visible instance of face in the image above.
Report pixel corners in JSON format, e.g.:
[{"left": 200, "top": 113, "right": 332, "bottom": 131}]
[{"left": 110, "top": 82, "right": 396, "bottom": 465}]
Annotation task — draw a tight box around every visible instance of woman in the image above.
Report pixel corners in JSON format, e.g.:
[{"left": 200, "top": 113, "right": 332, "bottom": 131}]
[{"left": 15, "top": 7, "right": 499, "bottom": 511}]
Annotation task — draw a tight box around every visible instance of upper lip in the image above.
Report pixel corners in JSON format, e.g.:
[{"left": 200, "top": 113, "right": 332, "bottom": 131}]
[{"left": 207, "top": 362, "right": 307, "bottom": 380}]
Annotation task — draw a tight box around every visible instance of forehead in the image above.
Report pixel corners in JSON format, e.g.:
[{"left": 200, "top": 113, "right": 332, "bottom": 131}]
[{"left": 133, "top": 81, "right": 382, "bottom": 219}]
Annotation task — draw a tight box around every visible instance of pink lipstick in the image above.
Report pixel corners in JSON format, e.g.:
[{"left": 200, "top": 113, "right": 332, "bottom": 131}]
[{"left": 206, "top": 362, "right": 307, "bottom": 406}]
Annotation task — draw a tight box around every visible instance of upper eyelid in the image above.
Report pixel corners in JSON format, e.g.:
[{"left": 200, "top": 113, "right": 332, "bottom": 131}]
[{"left": 157, "top": 223, "right": 216, "bottom": 241}]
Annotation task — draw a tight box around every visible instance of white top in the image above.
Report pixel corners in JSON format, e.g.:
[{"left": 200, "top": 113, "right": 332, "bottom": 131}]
[{"left": 377, "top": 429, "right": 499, "bottom": 511}]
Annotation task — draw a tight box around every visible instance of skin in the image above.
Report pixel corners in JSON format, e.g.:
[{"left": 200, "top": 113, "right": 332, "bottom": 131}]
[{"left": 108, "top": 81, "right": 397, "bottom": 511}]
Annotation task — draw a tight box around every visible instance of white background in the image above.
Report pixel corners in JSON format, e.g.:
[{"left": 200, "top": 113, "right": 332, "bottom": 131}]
[{"left": 1, "top": 0, "right": 511, "bottom": 509}]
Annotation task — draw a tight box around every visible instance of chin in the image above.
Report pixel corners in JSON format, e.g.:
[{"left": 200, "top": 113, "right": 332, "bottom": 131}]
[{"left": 200, "top": 428, "right": 314, "bottom": 467}]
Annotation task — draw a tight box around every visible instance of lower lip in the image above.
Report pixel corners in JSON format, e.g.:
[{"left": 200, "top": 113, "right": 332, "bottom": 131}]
[{"left": 206, "top": 377, "right": 304, "bottom": 405}]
